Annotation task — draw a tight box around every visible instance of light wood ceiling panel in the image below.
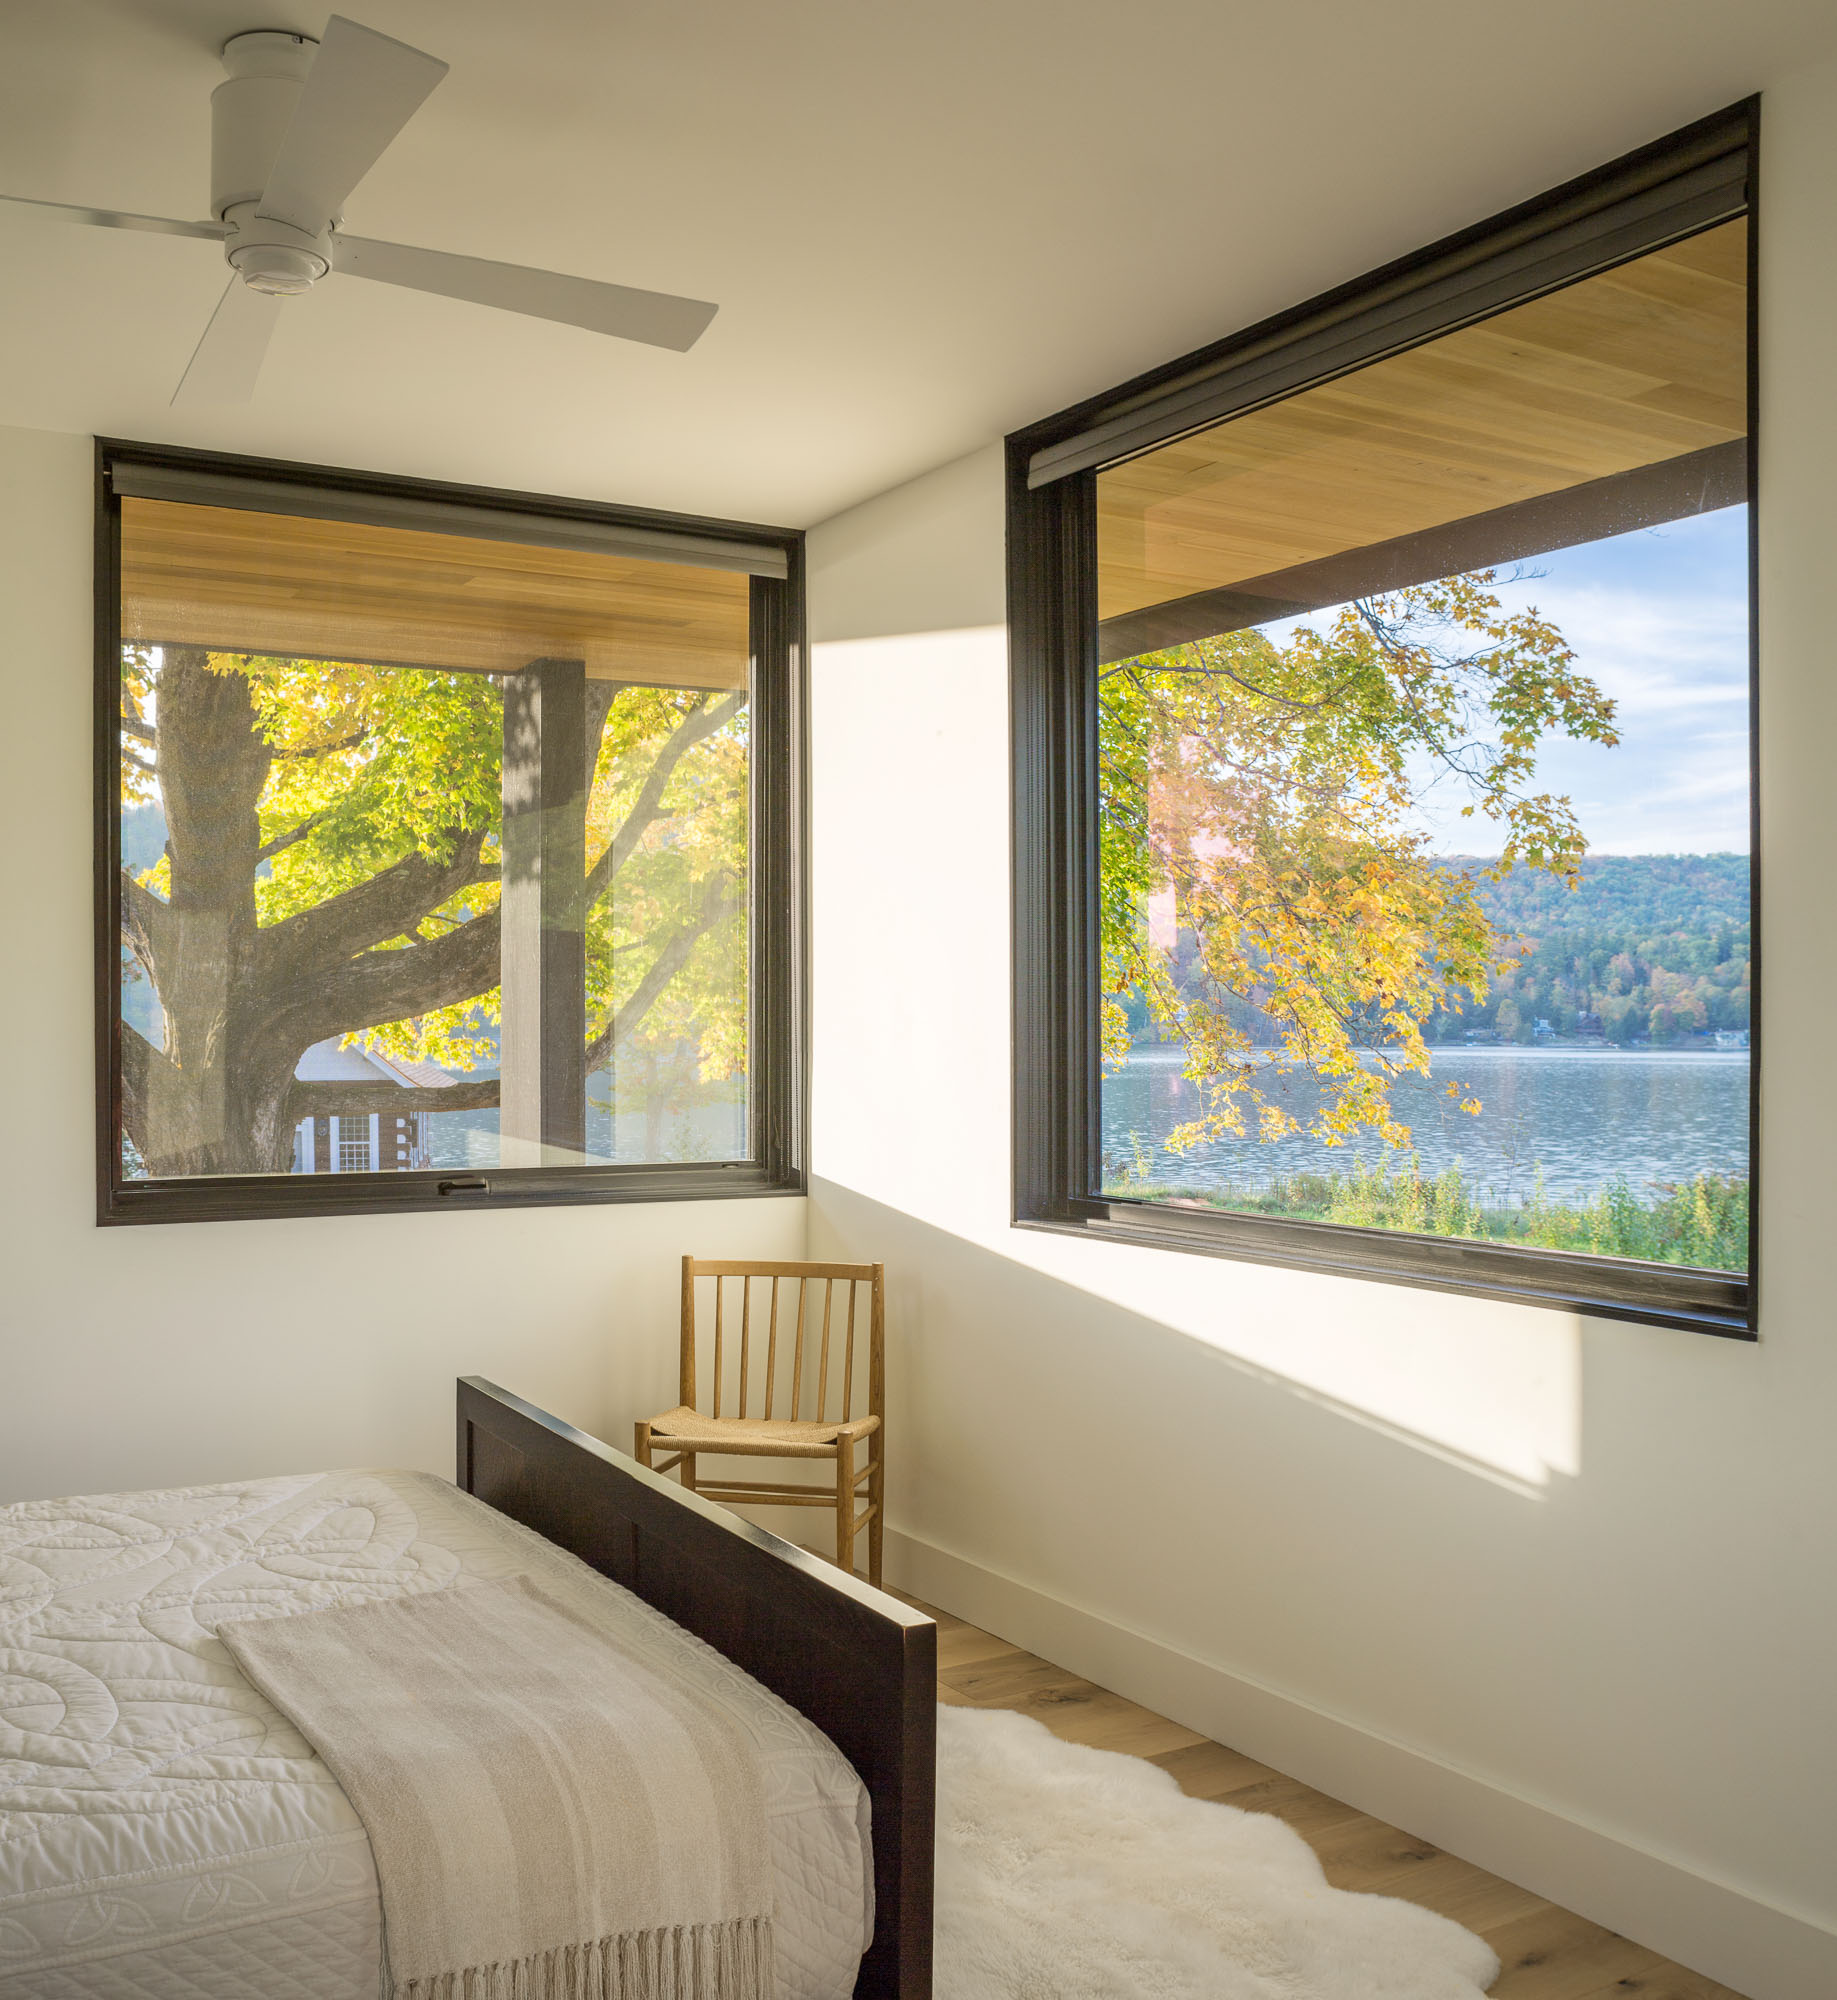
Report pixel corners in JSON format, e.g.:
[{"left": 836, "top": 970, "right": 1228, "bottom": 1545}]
[
  {"left": 1097, "top": 220, "right": 1747, "bottom": 623},
  {"left": 121, "top": 500, "right": 751, "bottom": 689}
]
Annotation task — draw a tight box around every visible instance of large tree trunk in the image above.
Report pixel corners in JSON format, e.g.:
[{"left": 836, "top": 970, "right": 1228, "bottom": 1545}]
[
  {"left": 133, "top": 649, "right": 303, "bottom": 1176},
  {"left": 125, "top": 652, "right": 509, "bottom": 1177}
]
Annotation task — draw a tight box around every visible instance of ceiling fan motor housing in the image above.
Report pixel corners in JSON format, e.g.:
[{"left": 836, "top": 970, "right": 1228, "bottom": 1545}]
[
  {"left": 212, "top": 30, "right": 331, "bottom": 293},
  {"left": 226, "top": 228, "right": 327, "bottom": 294},
  {"left": 211, "top": 31, "right": 317, "bottom": 217}
]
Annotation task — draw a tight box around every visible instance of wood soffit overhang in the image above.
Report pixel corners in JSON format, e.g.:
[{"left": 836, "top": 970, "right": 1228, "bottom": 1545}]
[
  {"left": 120, "top": 499, "right": 752, "bottom": 690},
  {"left": 1095, "top": 220, "right": 1747, "bottom": 647}
]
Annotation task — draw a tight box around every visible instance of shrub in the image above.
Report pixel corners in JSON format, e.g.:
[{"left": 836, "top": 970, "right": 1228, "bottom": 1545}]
[{"left": 1105, "top": 1154, "right": 1747, "bottom": 1271}]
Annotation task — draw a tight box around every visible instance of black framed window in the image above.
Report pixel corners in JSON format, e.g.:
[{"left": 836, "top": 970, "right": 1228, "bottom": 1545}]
[
  {"left": 98, "top": 442, "right": 805, "bottom": 1225},
  {"left": 1010, "top": 102, "right": 1758, "bottom": 1337}
]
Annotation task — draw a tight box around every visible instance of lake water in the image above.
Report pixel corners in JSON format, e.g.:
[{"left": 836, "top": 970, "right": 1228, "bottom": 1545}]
[
  {"left": 423, "top": 1079, "right": 747, "bottom": 1171},
  {"left": 1100, "top": 1045, "right": 1750, "bottom": 1203}
]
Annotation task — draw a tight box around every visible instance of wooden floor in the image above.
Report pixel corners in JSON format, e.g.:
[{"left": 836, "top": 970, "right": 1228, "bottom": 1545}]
[{"left": 910, "top": 1591, "right": 1748, "bottom": 2000}]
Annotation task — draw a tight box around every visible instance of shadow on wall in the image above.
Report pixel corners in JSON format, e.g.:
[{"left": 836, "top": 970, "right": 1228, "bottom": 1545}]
[{"left": 807, "top": 1176, "right": 1584, "bottom": 1514}]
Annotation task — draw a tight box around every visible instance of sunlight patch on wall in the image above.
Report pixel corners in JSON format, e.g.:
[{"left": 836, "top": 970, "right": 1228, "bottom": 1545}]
[
  {"left": 811, "top": 624, "right": 1583, "bottom": 1493},
  {"left": 1024, "top": 1228, "right": 1585, "bottom": 1492}
]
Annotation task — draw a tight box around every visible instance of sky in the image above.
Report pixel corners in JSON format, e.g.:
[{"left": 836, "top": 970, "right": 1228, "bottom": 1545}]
[{"left": 1263, "top": 504, "right": 1753, "bottom": 858}]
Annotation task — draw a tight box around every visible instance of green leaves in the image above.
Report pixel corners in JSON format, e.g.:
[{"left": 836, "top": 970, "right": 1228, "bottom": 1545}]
[
  {"left": 584, "top": 688, "right": 749, "bottom": 1086},
  {"left": 1099, "top": 574, "right": 1615, "bottom": 1156},
  {"left": 1107, "top": 1159, "right": 1746, "bottom": 1270},
  {"left": 123, "top": 649, "right": 749, "bottom": 1092}
]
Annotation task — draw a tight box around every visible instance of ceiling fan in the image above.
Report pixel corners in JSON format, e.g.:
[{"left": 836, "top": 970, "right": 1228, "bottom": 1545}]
[{"left": 0, "top": 15, "right": 719, "bottom": 406}]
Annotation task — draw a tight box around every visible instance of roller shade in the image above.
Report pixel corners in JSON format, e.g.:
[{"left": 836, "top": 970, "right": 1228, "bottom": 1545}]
[
  {"left": 107, "top": 459, "right": 790, "bottom": 580},
  {"left": 118, "top": 494, "right": 755, "bottom": 690},
  {"left": 1028, "top": 102, "right": 1752, "bottom": 490}
]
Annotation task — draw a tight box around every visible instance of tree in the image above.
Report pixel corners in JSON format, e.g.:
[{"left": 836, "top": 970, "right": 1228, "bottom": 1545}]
[
  {"left": 1099, "top": 573, "right": 1617, "bottom": 1155},
  {"left": 119, "top": 644, "right": 746, "bottom": 1177}
]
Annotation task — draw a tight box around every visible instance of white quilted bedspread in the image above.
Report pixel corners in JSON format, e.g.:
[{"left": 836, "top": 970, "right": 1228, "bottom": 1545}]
[{"left": 0, "top": 1469, "right": 871, "bottom": 2000}]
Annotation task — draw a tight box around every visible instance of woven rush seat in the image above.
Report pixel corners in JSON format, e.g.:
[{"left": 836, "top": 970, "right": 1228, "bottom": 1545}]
[{"left": 647, "top": 1405, "right": 881, "bottom": 1456}]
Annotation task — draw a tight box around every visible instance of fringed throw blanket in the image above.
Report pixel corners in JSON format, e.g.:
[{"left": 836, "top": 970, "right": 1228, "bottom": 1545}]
[{"left": 219, "top": 1574, "right": 773, "bottom": 2000}]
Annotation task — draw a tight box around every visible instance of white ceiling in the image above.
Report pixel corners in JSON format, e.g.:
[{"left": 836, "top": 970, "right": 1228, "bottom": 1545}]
[{"left": 2, "top": 0, "right": 1829, "bottom": 528}]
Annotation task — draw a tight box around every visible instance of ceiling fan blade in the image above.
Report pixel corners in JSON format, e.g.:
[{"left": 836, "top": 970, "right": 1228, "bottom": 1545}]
[
  {"left": 257, "top": 16, "right": 447, "bottom": 238},
  {"left": 333, "top": 235, "right": 719, "bottom": 352},
  {"left": 171, "top": 280, "right": 283, "bottom": 406},
  {"left": 1, "top": 193, "right": 226, "bottom": 241}
]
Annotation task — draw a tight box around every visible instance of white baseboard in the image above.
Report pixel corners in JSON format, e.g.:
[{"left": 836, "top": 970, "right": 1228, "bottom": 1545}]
[{"left": 886, "top": 1527, "right": 1837, "bottom": 2000}]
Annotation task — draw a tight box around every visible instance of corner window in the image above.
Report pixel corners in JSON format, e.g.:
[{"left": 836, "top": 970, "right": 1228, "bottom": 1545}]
[
  {"left": 1010, "top": 104, "right": 1757, "bottom": 1335},
  {"left": 101, "top": 449, "right": 805, "bottom": 1224}
]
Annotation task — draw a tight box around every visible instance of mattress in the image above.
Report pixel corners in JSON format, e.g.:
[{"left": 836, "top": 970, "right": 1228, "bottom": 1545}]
[{"left": 0, "top": 1468, "right": 872, "bottom": 2000}]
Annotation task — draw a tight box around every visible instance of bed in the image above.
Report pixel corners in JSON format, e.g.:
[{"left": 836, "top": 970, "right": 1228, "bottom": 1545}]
[{"left": 0, "top": 1378, "right": 936, "bottom": 1999}]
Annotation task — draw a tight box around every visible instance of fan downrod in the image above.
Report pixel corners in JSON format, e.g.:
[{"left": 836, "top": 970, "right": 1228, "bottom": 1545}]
[{"left": 213, "top": 28, "right": 331, "bottom": 295}]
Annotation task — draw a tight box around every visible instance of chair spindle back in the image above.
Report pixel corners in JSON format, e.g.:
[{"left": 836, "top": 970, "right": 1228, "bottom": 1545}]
[{"left": 680, "top": 1258, "right": 883, "bottom": 1425}]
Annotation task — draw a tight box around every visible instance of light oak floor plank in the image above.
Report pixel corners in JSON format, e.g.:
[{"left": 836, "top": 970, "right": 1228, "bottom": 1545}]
[
  {"left": 1146, "top": 1736, "right": 1280, "bottom": 1798},
  {"left": 902, "top": 1590, "right": 1749, "bottom": 2000}
]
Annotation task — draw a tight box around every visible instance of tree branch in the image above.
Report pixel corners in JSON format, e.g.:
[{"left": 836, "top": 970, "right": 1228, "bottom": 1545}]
[
  {"left": 120, "top": 866, "right": 167, "bottom": 974},
  {"left": 584, "top": 691, "right": 744, "bottom": 909},
  {"left": 260, "top": 827, "right": 489, "bottom": 974},
  {"left": 584, "top": 680, "right": 618, "bottom": 794},
  {"left": 286, "top": 1077, "right": 500, "bottom": 1119},
  {"left": 297, "top": 907, "right": 503, "bottom": 1044},
  {"left": 583, "top": 872, "right": 736, "bottom": 1071},
  {"left": 118, "top": 1021, "right": 170, "bottom": 1156},
  {"left": 257, "top": 808, "right": 333, "bottom": 863},
  {"left": 272, "top": 728, "right": 371, "bottom": 760},
  {"left": 1099, "top": 656, "right": 1344, "bottom": 710}
]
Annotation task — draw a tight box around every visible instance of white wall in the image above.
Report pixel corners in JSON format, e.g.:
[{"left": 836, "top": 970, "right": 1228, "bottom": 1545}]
[
  {"left": 805, "top": 62, "right": 1837, "bottom": 2000},
  {"left": 0, "top": 423, "right": 804, "bottom": 1505}
]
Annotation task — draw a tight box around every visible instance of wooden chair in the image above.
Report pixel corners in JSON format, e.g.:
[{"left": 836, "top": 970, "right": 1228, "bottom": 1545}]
[{"left": 635, "top": 1258, "right": 886, "bottom": 1585}]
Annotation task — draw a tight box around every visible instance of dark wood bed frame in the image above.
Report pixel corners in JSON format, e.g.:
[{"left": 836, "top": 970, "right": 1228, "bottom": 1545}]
[{"left": 456, "top": 1377, "right": 935, "bottom": 1999}]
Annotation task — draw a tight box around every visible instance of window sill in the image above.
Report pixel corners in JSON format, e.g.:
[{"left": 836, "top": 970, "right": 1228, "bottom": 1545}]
[
  {"left": 100, "top": 1160, "right": 806, "bottom": 1227},
  {"left": 1014, "top": 1197, "right": 1754, "bottom": 1340}
]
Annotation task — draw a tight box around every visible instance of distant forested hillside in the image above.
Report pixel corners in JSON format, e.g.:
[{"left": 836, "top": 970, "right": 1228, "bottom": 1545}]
[
  {"left": 1131, "top": 852, "right": 1753, "bottom": 1049},
  {"left": 1426, "top": 852, "right": 1750, "bottom": 1045},
  {"left": 1449, "top": 853, "right": 1749, "bottom": 938}
]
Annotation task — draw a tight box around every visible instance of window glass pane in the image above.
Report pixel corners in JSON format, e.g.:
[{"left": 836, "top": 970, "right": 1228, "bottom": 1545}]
[
  {"left": 117, "top": 498, "right": 752, "bottom": 1180},
  {"left": 1094, "top": 221, "right": 1750, "bottom": 1273}
]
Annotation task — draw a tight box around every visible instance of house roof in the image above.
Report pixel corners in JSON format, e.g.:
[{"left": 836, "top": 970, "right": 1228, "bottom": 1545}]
[
  {"left": 369, "top": 1051, "right": 459, "bottom": 1091},
  {"left": 293, "top": 1039, "right": 455, "bottom": 1089}
]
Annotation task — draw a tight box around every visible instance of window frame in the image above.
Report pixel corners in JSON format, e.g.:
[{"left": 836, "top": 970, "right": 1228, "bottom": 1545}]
[
  {"left": 1008, "top": 102, "right": 1761, "bottom": 1340},
  {"left": 95, "top": 439, "right": 808, "bottom": 1227}
]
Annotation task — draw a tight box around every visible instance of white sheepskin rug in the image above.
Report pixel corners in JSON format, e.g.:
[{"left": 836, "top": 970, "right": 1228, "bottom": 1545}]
[{"left": 935, "top": 1704, "right": 1499, "bottom": 1999}]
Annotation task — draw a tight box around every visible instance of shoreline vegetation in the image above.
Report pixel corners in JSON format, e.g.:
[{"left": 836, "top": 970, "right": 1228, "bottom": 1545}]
[
  {"left": 1104, "top": 1154, "right": 1748, "bottom": 1271},
  {"left": 1102, "top": 848, "right": 1752, "bottom": 1271}
]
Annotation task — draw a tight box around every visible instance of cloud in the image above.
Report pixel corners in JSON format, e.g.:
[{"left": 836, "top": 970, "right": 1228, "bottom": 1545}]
[
  {"left": 1241, "top": 506, "right": 1752, "bottom": 856},
  {"left": 1420, "top": 508, "right": 1752, "bottom": 855}
]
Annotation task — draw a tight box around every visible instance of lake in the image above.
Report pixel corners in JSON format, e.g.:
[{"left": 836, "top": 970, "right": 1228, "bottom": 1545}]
[
  {"left": 424, "top": 1083, "right": 747, "bottom": 1171},
  {"left": 1100, "top": 1045, "right": 1751, "bottom": 1203}
]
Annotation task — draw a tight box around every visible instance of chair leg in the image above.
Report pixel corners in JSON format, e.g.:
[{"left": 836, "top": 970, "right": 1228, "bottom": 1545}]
[
  {"left": 834, "top": 1436, "right": 857, "bottom": 1577},
  {"left": 634, "top": 1420, "right": 652, "bottom": 1468},
  {"left": 681, "top": 1451, "right": 698, "bottom": 1495},
  {"left": 867, "top": 1446, "right": 884, "bottom": 1588}
]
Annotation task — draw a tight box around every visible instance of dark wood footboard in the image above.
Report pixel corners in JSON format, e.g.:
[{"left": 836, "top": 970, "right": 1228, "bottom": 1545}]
[{"left": 456, "top": 1377, "right": 935, "bottom": 2000}]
